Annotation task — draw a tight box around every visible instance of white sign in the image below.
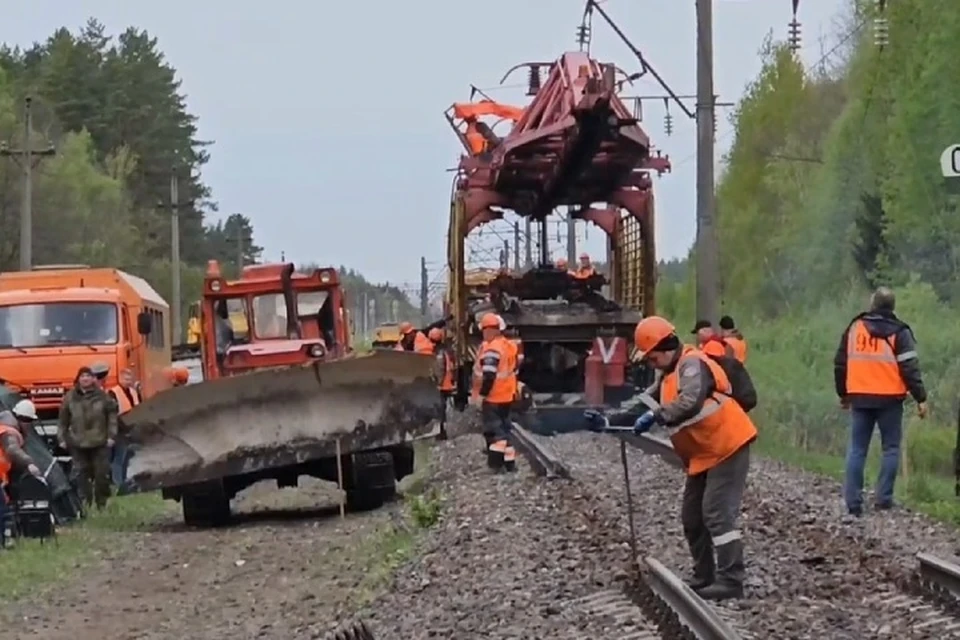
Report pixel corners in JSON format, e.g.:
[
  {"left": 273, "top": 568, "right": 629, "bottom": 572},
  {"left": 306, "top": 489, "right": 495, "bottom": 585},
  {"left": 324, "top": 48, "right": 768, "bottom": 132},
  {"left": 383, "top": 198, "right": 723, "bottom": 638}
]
[
  {"left": 596, "top": 337, "right": 621, "bottom": 364},
  {"left": 940, "top": 144, "right": 960, "bottom": 178}
]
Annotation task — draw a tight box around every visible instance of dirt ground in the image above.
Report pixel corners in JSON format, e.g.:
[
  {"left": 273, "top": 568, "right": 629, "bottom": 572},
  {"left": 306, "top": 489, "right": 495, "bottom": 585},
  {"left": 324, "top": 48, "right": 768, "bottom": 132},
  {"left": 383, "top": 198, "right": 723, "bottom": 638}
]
[{"left": 0, "top": 479, "right": 400, "bottom": 640}]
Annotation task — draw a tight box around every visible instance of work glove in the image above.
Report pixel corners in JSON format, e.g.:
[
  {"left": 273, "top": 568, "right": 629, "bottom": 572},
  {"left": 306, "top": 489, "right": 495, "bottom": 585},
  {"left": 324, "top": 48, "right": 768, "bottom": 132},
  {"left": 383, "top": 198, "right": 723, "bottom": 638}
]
[
  {"left": 583, "top": 409, "right": 610, "bottom": 432},
  {"left": 633, "top": 411, "right": 656, "bottom": 434}
]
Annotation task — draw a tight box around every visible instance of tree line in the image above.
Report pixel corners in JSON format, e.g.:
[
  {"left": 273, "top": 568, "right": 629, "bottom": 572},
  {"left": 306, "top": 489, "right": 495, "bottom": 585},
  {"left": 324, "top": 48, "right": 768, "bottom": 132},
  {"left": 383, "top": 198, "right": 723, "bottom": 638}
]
[
  {"left": 659, "top": 0, "right": 960, "bottom": 514},
  {"left": 0, "top": 19, "right": 415, "bottom": 328}
]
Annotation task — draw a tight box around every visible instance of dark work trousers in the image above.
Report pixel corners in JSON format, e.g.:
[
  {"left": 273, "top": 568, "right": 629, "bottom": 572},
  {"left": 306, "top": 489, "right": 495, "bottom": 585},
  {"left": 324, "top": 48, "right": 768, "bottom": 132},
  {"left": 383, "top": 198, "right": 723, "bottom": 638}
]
[
  {"left": 71, "top": 445, "right": 112, "bottom": 509},
  {"left": 481, "top": 402, "right": 512, "bottom": 448},
  {"left": 438, "top": 392, "right": 452, "bottom": 440},
  {"left": 843, "top": 402, "right": 904, "bottom": 513},
  {"left": 681, "top": 442, "right": 751, "bottom": 588}
]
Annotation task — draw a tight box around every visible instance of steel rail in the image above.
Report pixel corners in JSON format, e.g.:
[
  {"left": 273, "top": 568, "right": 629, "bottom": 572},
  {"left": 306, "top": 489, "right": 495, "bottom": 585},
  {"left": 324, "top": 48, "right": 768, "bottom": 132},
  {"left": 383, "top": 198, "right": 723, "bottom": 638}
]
[
  {"left": 640, "top": 557, "right": 744, "bottom": 639},
  {"left": 917, "top": 552, "right": 960, "bottom": 598},
  {"left": 510, "top": 421, "right": 571, "bottom": 479}
]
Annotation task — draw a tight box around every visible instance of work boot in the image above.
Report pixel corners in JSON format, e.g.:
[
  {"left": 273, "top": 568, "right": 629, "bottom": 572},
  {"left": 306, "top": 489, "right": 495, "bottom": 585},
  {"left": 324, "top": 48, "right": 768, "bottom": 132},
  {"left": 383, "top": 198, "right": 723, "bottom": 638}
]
[
  {"left": 503, "top": 446, "right": 517, "bottom": 473},
  {"left": 697, "top": 540, "right": 744, "bottom": 601},
  {"left": 684, "top": 528, "right": 715, "bottom": 592}
]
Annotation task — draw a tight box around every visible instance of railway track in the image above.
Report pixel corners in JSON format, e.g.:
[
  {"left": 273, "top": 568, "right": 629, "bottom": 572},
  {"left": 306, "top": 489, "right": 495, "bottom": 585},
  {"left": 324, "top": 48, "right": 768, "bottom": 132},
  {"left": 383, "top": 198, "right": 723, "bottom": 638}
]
[{"left": 511, "top": 423, "right": 745, "bottom": 640}]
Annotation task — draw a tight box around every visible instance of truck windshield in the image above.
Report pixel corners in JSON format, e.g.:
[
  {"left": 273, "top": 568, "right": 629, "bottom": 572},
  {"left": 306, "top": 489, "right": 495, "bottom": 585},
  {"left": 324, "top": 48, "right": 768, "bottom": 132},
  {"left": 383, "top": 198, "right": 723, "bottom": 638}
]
[
  {"left": 252, "top": 291, "right": 330, "bottom": 339},
  {"left": 0, "top": 302, "right": 119, "bottom": 348}
]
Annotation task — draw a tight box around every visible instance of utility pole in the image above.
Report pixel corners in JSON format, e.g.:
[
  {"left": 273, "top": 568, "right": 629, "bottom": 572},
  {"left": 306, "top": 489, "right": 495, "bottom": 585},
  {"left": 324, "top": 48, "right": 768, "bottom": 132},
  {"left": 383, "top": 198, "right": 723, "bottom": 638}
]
[
  {"left": 0, "top": 97, "right": 56, "bottom": 270},
  {"left": 566, "top": 209, "right": 577, "bottom": 267},
  {"left": 513, "top": 221, "right": 521, "bottom": 270},
  {"left": 419, "top": 257, "right": 428, "bottom": 317},
  {"left": 236, "top": 217, "right": 245, "bottom": 272},
  {"left": 170, "top": 168, "right": 182, "bottom": 344},
  {"left": 524, "top": 218, "right": 533, "bottom": 268},
  {"left": 695, "top": 0, "right": 720, "bottom": 325},
  {"left": 361, "top": 292, "right": 369, "bottom": 338}
]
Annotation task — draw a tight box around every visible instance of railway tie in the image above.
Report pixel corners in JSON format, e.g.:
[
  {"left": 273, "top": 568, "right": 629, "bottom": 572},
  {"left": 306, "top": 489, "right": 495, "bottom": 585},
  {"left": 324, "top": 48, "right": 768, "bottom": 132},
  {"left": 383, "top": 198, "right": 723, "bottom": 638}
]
[{"left": 514, "top": 425, "right": 745, "bottom": 639}]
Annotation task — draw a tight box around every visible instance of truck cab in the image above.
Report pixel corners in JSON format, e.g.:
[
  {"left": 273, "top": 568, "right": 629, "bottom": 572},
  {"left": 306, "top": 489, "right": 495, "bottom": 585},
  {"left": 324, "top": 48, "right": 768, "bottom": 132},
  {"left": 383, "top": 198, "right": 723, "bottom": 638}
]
[
  {"left": 196, "top": 261, "right": 351, "bottom": 380},
  {"left": 0, "top": 265, "right": 171, "bottom": 466}
]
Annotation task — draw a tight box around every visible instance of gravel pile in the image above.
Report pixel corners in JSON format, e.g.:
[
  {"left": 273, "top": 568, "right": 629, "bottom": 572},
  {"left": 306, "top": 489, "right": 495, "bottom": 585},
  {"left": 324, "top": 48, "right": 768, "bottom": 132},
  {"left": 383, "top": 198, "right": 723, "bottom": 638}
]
[
  {"left": 539, "top": 430, "right": 960, "bottom": 639},
  {"left": 359, "top": 423, "right": 660, "bottom": 639}
]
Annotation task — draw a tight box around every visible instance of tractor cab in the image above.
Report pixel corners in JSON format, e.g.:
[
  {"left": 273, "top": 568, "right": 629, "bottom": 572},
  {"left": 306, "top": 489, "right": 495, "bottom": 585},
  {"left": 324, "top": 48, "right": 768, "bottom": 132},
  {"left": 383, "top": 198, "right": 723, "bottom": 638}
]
[{"left": 198, "top": 261, "right": 351, "bottom": 379}]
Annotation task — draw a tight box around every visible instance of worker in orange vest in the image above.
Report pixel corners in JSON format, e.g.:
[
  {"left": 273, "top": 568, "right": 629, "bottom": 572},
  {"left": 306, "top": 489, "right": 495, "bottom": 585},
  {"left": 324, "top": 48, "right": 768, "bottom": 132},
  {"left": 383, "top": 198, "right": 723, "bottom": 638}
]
[
  {"left": 572, "top": 253, "right": 595, "bottom": 279},
  {"left": 691, "top": 319, "right": 735, "bottom": 359},
  {"left": 471, "top": 313, "right": 519, "bottom": 471},
  {"left": 395, "top": 322, "right": 434, "bottom": 354},
  {"left": 584, "top": 316, "right": 757, "bottom": 601},
  {"left": 428, "top": 327, "right": 455, "bottom": 441},
  {"left": 718, "top": 316, "right": 747, "bottom": 363},
  {"left": 0, "top": 406, "right": 42, "bottom": 548},
  {"left": 835, "top": 287, "right": 927, "bottom": 517},
  {"left": 108, "top": 368, "right": 142, "bottom": 493}
]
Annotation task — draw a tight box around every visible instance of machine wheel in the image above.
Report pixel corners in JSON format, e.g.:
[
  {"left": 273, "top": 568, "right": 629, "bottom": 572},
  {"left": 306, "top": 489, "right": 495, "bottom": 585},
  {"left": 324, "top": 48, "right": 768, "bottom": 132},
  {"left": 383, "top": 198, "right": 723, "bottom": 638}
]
[
  {"left": 181, "top": 482, "right": 231, "bottom": 527},
  {"left": 391, "top": 444, "right": 415, "bottom": 481},
  {"left": 346, "top": 451, "right": 397, "bottom": 512}
]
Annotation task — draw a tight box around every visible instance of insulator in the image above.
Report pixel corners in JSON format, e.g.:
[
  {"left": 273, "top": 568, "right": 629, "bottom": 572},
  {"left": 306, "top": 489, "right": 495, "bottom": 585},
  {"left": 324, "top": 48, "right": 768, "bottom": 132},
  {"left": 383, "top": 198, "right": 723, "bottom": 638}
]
[
  {"left": 788, "top": 18, "right": 802, "bottom": 52},
  {"left": 712, "top": 110, "right": 717, "bottom": 136},
  {"left": 576, "top": 24, "right": 591, "bottom": 49},
  {"left": 873, "top": 18, "right": 889, "bottom": 48},
  {"left": 633, "top": 98, "right": 643, "bottom": 121},
  {"left": 526, "top": 65, "right": 541, "bottom": 97},
  {"left": 664, "top": 112, "right": 673, "bottom": 137}
]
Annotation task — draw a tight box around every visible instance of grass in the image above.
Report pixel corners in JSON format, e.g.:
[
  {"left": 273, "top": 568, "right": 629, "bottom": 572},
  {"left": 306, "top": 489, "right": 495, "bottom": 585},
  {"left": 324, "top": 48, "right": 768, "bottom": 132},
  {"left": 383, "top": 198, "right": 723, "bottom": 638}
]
[
  {"left": 722, "top": 283, "right": 960, "bottom": 526},
  {"left": 353, "top": 440, "right": 443, "bottom": 605},
  {"left": 0, "top": 492, "right": 175, "bottom": 600}
]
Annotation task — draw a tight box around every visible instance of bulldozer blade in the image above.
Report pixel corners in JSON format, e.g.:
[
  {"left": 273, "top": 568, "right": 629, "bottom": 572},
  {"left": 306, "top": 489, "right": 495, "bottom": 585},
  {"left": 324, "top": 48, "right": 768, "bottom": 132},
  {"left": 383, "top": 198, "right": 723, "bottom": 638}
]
[{"left": 124, "top": 350, "right": 441, "bottom": 491}]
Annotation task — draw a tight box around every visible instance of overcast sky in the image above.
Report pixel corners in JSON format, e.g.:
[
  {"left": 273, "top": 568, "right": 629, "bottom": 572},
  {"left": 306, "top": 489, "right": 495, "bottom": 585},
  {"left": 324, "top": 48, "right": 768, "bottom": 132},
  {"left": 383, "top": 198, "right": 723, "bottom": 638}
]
[{"left": 2, "top": 0, "right": 849, "bottom": 288}]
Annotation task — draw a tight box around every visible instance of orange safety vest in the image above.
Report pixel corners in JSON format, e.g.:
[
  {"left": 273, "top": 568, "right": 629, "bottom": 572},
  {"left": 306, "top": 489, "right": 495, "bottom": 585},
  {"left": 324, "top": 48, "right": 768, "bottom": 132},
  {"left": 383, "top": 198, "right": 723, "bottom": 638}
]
[
  {"left": 573, "top": 266, "right": 595, "bottom": 279},
  {"left": 465, "top": 123, "right": 486, "bottom": 154},
  {"left": 471, "top": 335, "right": 518, "bottom": 404},
  {"left": 110, "top": 385, "right": 142, "bottom": 415},
  {"left": 725, "top": 336, "right": 747, "bottom": 363},
  {"left": 436, "top": 347, "right": 456, "bottom": 392},
  {"left": 0, "top": 424, "right": 24, "bottom": 490},
  {"left": 660, "top": 346, "right": 757, "bottom": 476},
  {"left": 844, "top": 319, "right": 907, "bottom": 396},
  {"left": 701, "top": 338, "right": 734, "bottom": 360},
  {"left": 394, "top": 331, "right": 434, "bottom": 354}
]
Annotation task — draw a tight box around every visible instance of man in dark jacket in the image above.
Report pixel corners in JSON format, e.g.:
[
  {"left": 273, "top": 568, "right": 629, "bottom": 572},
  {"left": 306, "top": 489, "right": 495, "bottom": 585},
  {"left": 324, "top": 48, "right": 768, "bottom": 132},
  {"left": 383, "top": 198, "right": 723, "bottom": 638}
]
[
  {"left": 834, "top": 287, "right": 927, "bottom": 516},
  {"left": 57, "top": 366, "right": 118, "bottom": 510}
]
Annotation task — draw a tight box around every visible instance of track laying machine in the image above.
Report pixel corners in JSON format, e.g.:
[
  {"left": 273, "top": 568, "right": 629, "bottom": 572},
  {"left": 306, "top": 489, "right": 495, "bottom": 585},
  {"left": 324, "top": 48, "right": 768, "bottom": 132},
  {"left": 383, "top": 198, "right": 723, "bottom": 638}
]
[
  {"left": 123, "top": 261, "right": 439, "bottom": 526},
  {"left": 445, "top": 52, "right": 670, "bottom": 433}
]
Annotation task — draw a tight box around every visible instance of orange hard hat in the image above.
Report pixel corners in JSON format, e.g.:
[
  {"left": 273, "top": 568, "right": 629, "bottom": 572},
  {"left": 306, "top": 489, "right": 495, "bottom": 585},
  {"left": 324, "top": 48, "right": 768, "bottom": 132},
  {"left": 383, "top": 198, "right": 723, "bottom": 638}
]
[
  {"left": 427, "top": 327, "right": 444, "bottom": 342},
  {"left": 163, "top": 366, "right": 189, "bottom": 385},
  {"left": 479, "top": 313, "right": 501, "bottom": 330},
  {"left": 398, "top": 322, "right": 414, "bottom": 335},
  {"left": 633, "top": 316, "right": 677, "bottom": 357}
]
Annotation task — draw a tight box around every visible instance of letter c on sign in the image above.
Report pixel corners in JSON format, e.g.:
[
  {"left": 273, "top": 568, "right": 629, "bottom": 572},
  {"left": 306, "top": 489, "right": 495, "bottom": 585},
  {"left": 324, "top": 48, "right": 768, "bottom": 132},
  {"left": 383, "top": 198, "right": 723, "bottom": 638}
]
[{"left": 940, "top": 144, "right": 960, "bottom": 178}]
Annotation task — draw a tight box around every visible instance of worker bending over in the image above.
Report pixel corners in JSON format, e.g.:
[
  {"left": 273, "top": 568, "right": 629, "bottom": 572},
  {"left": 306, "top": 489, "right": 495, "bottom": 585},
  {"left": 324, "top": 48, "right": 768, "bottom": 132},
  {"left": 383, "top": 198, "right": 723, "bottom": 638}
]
[
  {"left": 395, "top": 322, "right": 435, "bottom": 354},
  {"left": 58, "top": 366, "right": 118, "bottom": 510},
  {"left": 0, "top": 406, "right": 42, "bottom": 548},
  {"left": 585, "top": 316, "right": 757, "bottom": 600},
  {"left": 429, "top": 327, "right": 455, "bottom": 441},
  {"left": 472, "top": 313, "right": 519, "bottom": 471},
  {"left": 834, "top": 286, "right": 926, "bottom": 516}
]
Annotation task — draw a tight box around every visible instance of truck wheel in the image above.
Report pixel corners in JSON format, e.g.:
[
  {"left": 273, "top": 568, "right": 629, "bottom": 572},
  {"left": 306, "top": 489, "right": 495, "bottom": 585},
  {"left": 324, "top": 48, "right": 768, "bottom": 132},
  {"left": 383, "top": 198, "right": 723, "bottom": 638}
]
[
  {"left": 392, "top": 444, "right": 415, "bottom": 481},
  {"left": 181, "top": 482, "right": 231, "bottom": 527},
  {"left": 346, "top": 451, "right": 397, "bottom": 512}
]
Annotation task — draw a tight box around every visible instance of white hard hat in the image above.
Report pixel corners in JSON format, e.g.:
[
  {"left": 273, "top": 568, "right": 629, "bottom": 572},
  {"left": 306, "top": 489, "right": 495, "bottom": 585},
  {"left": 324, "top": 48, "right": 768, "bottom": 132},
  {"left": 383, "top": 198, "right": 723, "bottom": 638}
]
[
  {"left": 498, "top": 315, "right": 506, "bottom": 331},
  {"left": 12, "top": 398, "right": 38, "bottom": 420}
]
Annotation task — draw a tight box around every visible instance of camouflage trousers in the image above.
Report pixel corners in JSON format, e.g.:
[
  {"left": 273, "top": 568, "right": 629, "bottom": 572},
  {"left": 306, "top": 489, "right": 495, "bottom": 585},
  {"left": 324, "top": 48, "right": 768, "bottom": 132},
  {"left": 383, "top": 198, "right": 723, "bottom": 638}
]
[{"left": 70, "top": 445, "right": 111, "bottom": 509}]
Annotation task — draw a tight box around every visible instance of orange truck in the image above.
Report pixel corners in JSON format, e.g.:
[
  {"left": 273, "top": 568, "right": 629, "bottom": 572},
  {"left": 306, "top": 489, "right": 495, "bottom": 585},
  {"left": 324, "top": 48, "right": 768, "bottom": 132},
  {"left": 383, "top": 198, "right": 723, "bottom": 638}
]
[{"left": 0, "top": 264, "right": 171, "bottom": 466}]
